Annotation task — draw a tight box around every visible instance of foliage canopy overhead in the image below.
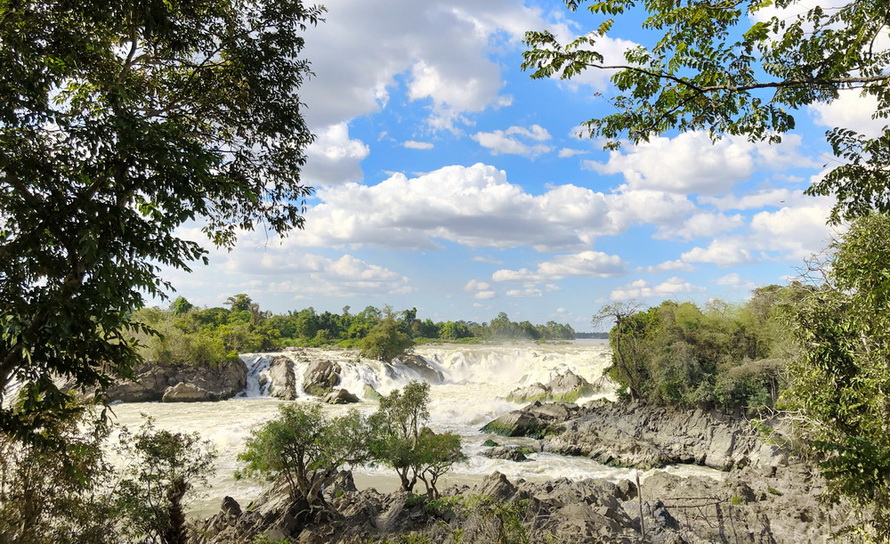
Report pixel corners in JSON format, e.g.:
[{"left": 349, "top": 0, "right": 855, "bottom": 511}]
[
  {"left": 523, "top": 0, "right": 890, "bottom": 222},
  {"left": 0, "top": 0, "right": 322, "bottom": 436}
]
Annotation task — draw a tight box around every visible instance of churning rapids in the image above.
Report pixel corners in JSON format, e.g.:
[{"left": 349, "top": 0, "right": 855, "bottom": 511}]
[{"left": 107, "top": 341, "right": 721, "bottom": 516}]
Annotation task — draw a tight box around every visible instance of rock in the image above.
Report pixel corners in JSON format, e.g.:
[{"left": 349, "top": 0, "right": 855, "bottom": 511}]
[
  {"left": 541, "top": 399, "right": 789, "bottom": 470},
  {"left": 324, "top": 389, "right": 360, "bottom": 404},
  {"left": 162, "top": 382, "right": 216, "bottom": 402},
  {"left": 481, "top": 401, "right": 579, "bottom": 438},
  {"left": 474, "top": 472, "right": 517, "bottom": 502},
  {"left": 221, "top": 496, "right": 242, "bottom": 520},
  {"left": 266, "top": 356, "right": 297, "bottom": 400},
  {"left": 507, "top": 370, "right": 596, "bottom": 403},
  {"left": 396, "top": 354, "right": 444, "bottom": 383},
  {"left": 362, "top": 385, "right": 382, "bottom": 401},
  {"left": 302, "top": 360, "right": 341, "bottom": 396},
  {"left": 481, "top": 409, "right": 548, "bottom": 438},
  {"left": 548, "top": 370, "right": 596, "bottom": 402},
  {"left": 83, "top": 358, "right": 248, "bottom": 403},
  {"left": 481, "top": 445, "right": 529, "bottom": 462}
]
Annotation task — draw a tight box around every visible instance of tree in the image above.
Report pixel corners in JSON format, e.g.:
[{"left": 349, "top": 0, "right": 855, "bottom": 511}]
[
  {"left": 370, "top": 382, "right": 463, "bottom": 498},
  {"left": 523, "top": 0, "right": 890, "bottom": 222},
  {"left": 114, "top": 418, "right": 216, "bottom": 544},
  {"left": 0, "top": 0, "right": 323, "bottom": 438},
  {"left": 360, "top": 317, "right": 415, "bottom": 363},
  {"left": 593, "top": 303, "right": 647, "bottom": 400},
  {"left": 785, "top": 213, "right": 890, "bottom": 538},
  {"left": 237, "top": 403, "right": 371, "bottom": 509},
  {"left": 0, "top": 404, "right": 116, "bottom": 544}
]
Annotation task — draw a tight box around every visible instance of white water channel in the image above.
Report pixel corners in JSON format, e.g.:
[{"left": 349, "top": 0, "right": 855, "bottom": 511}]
[{"left": 107, "top": 340, "right": 722, "bottom": 516}]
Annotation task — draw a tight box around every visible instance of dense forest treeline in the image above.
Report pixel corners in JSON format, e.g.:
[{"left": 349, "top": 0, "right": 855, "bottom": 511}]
[{"left": 134, "top": 296, "right": 576, "bottom": 366}]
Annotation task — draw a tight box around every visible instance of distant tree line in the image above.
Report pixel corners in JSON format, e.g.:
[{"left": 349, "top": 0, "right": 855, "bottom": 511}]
[{"left": 133, "top": 299, "right": 576, "bottom": 366}]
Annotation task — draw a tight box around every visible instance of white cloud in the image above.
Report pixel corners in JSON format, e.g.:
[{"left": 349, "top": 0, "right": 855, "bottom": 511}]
[
  {"left": 492, "top": 251, "right": 626, "bottom": 282},
  {"left": 681, "top": 240, "right": 756, "bottom": 267},
  {"left": 611, "top": 277, "right": 705, "bottom": 300},
  {"left": 714, "top": 273, "right": 757, "bottom": 291},
  {"left": 294, "top": 163, "right": 697, "bottom": 252},
  {"left": 698, "top": 187, "right": 809, "bottom": 211},
  {"left": 464, "top": 279, "right": 491, "bottom": 292},
  {"left": 302, "top": 123, "right": 370, "bottom": 186},
  {"left": 465, "top": 278, "right": 496, "bottom": 300},
  {"left": 558, "top": 148, "right": 588, "bottom": 158},
  {"left": 506, "top": 288, "right": 543, "bottom": 297},
  {"left": 809, "top": 89, "right": 886, "bottom": 138},
  {"left": 748, "top": 201, "right": 837, "bottom": 260},
  {"left": 655, "top": 212, "right": 744, "bottom": 241},
  {"left": 643, "top": 259, "right": 696, "bottom": 273},
  {"left": 298, "top": 1, "right": 550, "bottom": 131},
  {"left": 472, "top": 124, "right": 553, "bottom": 157},
  {"left": 585, "top": 132, "right": 815, "bottom": 194},
  {"left": 403, "top": 140, "right": 434, "bottom": 150},
  {"left": 214, "top": 249, "right": 413, "bottom": 298}
]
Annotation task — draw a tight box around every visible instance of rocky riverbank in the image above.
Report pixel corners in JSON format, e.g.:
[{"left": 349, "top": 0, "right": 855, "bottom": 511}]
[
  {"left": 191, "top": 398, "right": 850, "bottom": 543},
  {"left": 482, "top": 399, "right": 788, "bottom": 471},
  {"left": 193, "top": 462, "right": 844, "bottom": 543}
]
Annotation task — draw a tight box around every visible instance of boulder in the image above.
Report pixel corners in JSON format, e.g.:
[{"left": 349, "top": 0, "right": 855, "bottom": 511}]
[
  {"left": 481, "top": 445, "right": 529, "bottom": 462},
  {"left": 324, "top": 389, "right": 360, "bottom": 404},
  {"left": 481, "top": 409, "right": 548, "bottom": 438},
  {"left": 266, "top": 356, "right": 297, "bottom": 400},
  {"left": 481, "top": 401, "right": 580, "bottom": 438},
  {"left": 302, "top": 360, "right": 341, "bottom": 396},
  {"left": 507, "top": 370, "right": 596, "bottom": 403},
  {"left": 162, "top": 382, "right": 216, "bottom": 402},
  {"left": 362, "top": 385, "right": 382, "bottom": 401},
  {"left": 396, "top": 354, "right": 444, "bottom": 383}
]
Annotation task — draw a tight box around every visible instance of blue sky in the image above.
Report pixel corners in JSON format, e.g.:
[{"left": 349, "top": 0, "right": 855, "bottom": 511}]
[{"left": 163, "top": 0, "right": 882, "bottom": 332}]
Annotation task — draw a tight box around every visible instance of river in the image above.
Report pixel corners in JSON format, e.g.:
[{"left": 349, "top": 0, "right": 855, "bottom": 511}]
[{"left": 107, "top": 340, "right": 721, "bottom": 516}]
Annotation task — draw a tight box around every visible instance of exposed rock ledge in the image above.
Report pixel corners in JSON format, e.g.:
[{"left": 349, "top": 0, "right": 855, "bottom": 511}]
[
  {"left": 193, "top": 464, "right": 844, "bottom": 543},
  {"left": 483, "top": 399, "right": 788, "bottom": 470},
  {"left": 98, "top": 359, "right": 248, "bottom": 403}
]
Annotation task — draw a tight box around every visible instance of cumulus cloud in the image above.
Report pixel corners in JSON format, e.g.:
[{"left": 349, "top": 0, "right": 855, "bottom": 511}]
[
  {"left": 558, "top": 148, "right": 588, "bottom": 158},
  {"left": 298, "top": 1, "right": 549, "bottom": 131},
  {"left": 714, "top": 273, "right": 757, "bottom": 291},
  {"left": 472, "top": 124, "right": 553, "bottom": 157},
  {"left": 465, "top": 278, "right": 496, "bottom": 300},
  {"left": 293, "top": 163, "right": 696, "bottom": 252},
  {"left": 681, "top": 240, "right": 757, "bottom": 267},
  {"left": 585, "top": 132, "right": 815, "bottom": 194},
  {"left": 642, "top": 259, "right": 696, "bottom": 273},
  {"left": 611, "top": 277, "right": 705, "bottom": 300},
  {"left": 492, "top": 251, "right": 626, "bottom": 282},
  {"left": 403, "top": 140, "right": 435, "bottom": 150},
  {"left": 302, "top": 123, "right": 370, "bottom": 186},
  {"left": 210, "top": 247, "right": 413, "bottom": 299},
  {"left": 655, "top": 212, "right": 744, "bottom": 241},
  {"left": 809, "top": 89, "right": 886, "bottom": 138}
]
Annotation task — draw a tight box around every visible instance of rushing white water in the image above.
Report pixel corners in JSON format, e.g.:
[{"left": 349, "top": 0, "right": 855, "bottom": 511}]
[{"left": 107, "top": 340, "right": 723, "bottom": 516}]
